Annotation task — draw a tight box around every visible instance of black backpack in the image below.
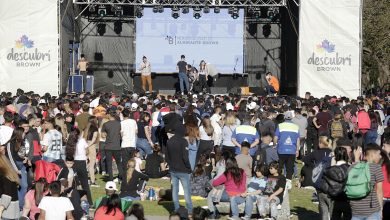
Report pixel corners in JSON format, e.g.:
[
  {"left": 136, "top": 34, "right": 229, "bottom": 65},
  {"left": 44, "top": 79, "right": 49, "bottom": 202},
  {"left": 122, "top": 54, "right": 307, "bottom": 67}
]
[{"left": 319, "top": 164, "right": 349, "bottom": 197}]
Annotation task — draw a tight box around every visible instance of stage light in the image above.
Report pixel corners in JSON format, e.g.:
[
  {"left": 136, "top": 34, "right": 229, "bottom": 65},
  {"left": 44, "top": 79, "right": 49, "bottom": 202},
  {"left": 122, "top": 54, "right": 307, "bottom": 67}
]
[
  {"left": 98, "top": 6, "right": 106, "bottom": 17},
  {"left": 270, "top": 8, "right": 280, "bottom": 22},
  {"left": 114, "top": 21, "right": 122, "bottom": 35},
  {"left": 88, "top": 5, "right": 96, "bottom": 13},
  {"left": 262, "top": 24, "right": 271, "bottom": 38},
  {"left": 136, "top": 6, "right": 143, "bottom": 18},
  {"left": 114, "top": 5, "right": 123, "bottom": 16},
  {"left": 153, "top": 5, "right": 158, "bottom": 13},
  {"left": 253, "top": 8, "right": 260, "bottom": 20},
  {"left": 231, "top": 7, "right": 239, "bottom": 19},
  {"left": 158, "top": 5, "right": 164, "bottom": 13},
  {"left": 203, "top": 6, "right": 210, "bottom": 14},
  {"left": 182, "top": 6, "right": 190, "bottom": 14},
  {"left": 214, "top": 7, "right": 220, "bottom": 14},
  {"left": 97, "top": 23, "right": 106, "bottom": 36},
  {"left": 193, "top": 7, "right": 201, "bottom": 19},
  {"left": 172, "top": 7, "right": 180, "bottom": 19}
]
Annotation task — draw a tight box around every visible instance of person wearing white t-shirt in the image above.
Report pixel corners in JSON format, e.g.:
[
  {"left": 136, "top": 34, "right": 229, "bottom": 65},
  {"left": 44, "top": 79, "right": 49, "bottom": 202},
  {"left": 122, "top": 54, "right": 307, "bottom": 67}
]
[
  {"left": 38, "top": 181, "right": 74, "bottom": 220},
  {"left": 121, "top": 109, "right": 137, "bottom": 172},
  {"left": 41, "top": 118, "right": 63, "bottom": 162},
  {"left": 0, "top": 111, "right": 14, "bottom": 146}
]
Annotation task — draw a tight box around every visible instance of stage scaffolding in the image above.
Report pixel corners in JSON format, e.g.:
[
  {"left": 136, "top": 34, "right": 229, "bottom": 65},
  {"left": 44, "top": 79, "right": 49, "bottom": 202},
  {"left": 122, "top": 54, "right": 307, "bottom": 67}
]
[{"left": 73, "top": 0, "right": 286, "bottom": 7}]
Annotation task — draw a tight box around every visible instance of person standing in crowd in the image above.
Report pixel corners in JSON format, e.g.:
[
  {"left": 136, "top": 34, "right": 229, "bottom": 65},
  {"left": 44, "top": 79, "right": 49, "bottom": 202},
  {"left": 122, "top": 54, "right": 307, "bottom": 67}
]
[
  {"left": 198, "top": 60, "right": 210, "bottom": 94},
  {"left": 41, "top": 118, "right": 64, "bottom": 162},
  {"left": 120, "top": 159, "right": 149, "bottom": 201},
  {"left": 222, "top": 112, "right": 238, "bottom": 156},
  {"left": 292, "top": 108, "right": 308, "bottom": 158},
  {"left": 84, "top": 116, "right": 99, "bottom": 186},
  {"left": 265, "top": 72, "right": 279, "bottom": 95},
  {"left": 196, "top": 117, "right": 214, "bottom": 164},
  {"left": 26, "top": 115, "right": 43, "bottom": 165},
  {"left": 306, "top": 109, "right": 319, "bottom": 152},
  {"left": 0, "top": 154, "right": 20, "bottom": 219},
  {"left": 0, "top": 111, "right": 14, "bottom": 146},
  {"left": 313, "top": 104, "right": 333, "bottom": 137},
  {"left": 139, "top": 56, "right": 152, "bottom": 93},
  {"left": 101, "top": 109, "right": 123, "bottom": 182},
  {"left": 75, "top": 103, "right": 90, "bottom": 133},
  {"left": 162, "top": 103, "right": 183, "bottom": 137},
  {"left": 136, "top": 112, "right": 153, "bottom": 158},
  {"left": 165, "top": 124, "right": 193, "bottom": 215},
  {"left": 38, "top": 181, "right": 74, "bottom": 220},
  {"left": 274, "top": 111, "right": 300, "bottom": 190},
  {"left": 99, "top": 117, "right": 109, "bottom": 176},
  {"left": 381, "top": 132, "right": 390, "bottom": 220},
  {"left": 176, "top": 55, "right": 190, "bottom": 95},
  {"left": 77, "top": 54, "right": 89, "bottom": 92},
  {"left": 349, "top": 144, "right": 383, "bottom": 220},
  {"left": 231, "top": 114, "right": 260, "bottom": 156},
  {"left": 185, "top": 121, "right": 200, "bottom": 171},
  {"left": 121, "top": 109, "right": 137, "bottom": 171}
]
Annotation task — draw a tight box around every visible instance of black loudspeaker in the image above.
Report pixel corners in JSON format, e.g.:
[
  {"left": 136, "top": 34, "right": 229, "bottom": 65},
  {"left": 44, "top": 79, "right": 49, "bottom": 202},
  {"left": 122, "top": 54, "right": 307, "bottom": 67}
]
[
  {"left": 94, "top": 52, "right": 103, "bottom": 61},
  {"left": 249, "top": 87, "right": 266, "bottom": 96},
  {"left": 210, "top": 87, "right": 227, "bottom": 94}
]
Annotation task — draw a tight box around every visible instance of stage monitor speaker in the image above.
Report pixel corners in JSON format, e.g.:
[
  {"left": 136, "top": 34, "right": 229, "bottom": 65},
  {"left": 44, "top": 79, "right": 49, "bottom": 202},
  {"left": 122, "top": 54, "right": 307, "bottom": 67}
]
[
  {"left": 210, "top": 87, "right": 227, "bottom": 94},
  {"left": 94, "top": 52, "right": 103, "bottom": 61},
  {"left": 159, "top": 89, "right": 176, "bottom": 95},
  {"left": 249, "top": 87, "right": 266, "bottom": 96}
]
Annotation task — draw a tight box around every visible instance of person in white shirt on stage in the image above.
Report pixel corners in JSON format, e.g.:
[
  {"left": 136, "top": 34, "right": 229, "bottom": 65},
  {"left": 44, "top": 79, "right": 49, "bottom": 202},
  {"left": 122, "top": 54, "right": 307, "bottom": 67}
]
[{"left": 139, "top": 56, "right": 152, "bottom": 93}]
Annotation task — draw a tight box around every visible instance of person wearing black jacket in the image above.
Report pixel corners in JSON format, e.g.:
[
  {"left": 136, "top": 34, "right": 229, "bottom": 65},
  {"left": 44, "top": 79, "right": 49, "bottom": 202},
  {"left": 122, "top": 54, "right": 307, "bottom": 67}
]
[
  {"left": 120, "top": 159, "right": 149, "bottom": 201},
  {"left": 26, "top": 116, "right": 42, "bottom": 165},
  {"left": 163, "top": 103, "right": 183, "bottom": 135},
  {"left": 165, "top": 124, "right": 193, "bottom": 215}
]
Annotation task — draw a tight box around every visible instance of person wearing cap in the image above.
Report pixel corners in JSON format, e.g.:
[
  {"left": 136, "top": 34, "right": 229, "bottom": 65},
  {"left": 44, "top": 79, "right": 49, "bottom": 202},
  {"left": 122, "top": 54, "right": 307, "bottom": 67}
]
[
  {"left": 94, "top": 181, "right": 132, "bottom": 213},
  {"left": 176, "top": 55, "right": 190, "bottom": 95},
  {"left": 274, "top": 111, "right": 300, "bottom": 190},
  {"left": 265, "top": 72, "right": 280, "bottom": 95},
  {"left": 139, "top": 56, "right": 153, "bottom": 93}
]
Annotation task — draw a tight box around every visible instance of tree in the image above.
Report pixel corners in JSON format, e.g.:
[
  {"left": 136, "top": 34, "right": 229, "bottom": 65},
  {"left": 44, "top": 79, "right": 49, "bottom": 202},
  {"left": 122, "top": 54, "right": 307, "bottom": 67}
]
[{"left": 362, "top": 0, "right": 390, "bottom": 90}]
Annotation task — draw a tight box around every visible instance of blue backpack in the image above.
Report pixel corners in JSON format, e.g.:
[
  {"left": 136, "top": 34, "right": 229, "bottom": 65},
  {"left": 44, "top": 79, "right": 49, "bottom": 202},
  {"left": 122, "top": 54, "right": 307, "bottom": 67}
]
[{"left": 312, "top": 153, "right": 333, "bottom": 189}]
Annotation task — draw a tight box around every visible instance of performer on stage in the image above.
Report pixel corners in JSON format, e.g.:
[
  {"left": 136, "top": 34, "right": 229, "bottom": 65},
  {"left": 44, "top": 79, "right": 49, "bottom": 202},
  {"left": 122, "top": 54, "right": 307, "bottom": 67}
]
[
  {"left": 198, "top": 60, "right": 210, "bottom": 94},
  {"left": 265, "top": 72, "right": 280, "bottom": 95},
  {"left": 139, "top": 56, "right": 152, "bottom": 93},
  {"left": 176, "top": 55, "right": 190, "bottom": 95},
  {"left": 77, "top": 54, "right": 89, "bottom": 92}
]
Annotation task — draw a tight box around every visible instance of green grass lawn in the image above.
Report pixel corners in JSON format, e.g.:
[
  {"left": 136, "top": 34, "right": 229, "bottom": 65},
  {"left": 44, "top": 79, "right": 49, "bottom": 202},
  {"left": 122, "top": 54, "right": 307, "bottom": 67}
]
[{"left": 90, "top": 174, "right": 319, "bottom": 219}]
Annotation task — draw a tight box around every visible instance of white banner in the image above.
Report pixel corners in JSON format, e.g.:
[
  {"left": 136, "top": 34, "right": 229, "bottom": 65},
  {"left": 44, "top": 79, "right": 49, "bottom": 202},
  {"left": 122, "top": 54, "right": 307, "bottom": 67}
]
[
  {"left": 0, "top": 0, "right": 59, "bottom": 95},
  {"left": 298, "top": 0, "right": 362, "bottom": 98}
]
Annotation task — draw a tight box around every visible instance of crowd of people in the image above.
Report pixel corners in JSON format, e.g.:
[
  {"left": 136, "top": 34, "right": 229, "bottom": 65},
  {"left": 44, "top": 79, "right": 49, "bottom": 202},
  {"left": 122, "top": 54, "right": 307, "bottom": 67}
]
[{"left": 0, "top": 88, "right": 389, "bottom": 220}]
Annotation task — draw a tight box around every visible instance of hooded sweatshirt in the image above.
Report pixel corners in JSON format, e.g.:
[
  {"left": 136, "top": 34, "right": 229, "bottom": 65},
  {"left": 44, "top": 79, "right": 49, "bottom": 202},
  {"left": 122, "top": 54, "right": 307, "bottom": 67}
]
[{"left": 166, "top": 124, "right": 192, "bottom": 174}]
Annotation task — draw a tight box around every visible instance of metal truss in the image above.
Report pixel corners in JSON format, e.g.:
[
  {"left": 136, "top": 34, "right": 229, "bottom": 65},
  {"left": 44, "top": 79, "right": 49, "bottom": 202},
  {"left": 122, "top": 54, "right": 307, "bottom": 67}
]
[{"left": 73, "top": 0, "right": 286, "bottom": 7}]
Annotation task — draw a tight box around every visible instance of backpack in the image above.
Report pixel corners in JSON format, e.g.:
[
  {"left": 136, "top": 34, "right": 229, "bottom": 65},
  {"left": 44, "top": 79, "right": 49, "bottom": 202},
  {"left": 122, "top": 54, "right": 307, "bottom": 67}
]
[
  {"left": 330, "top": 120, "right": 344, "bottom": 138},
  {"left": 345, "top": 162, "right": 371, "bottom": 199},
  {"left": 312, "top": 153, "right": 332, "bottom": 189},
  {"left": 320, "top": 164, "right": 349, "bottom": 197}
]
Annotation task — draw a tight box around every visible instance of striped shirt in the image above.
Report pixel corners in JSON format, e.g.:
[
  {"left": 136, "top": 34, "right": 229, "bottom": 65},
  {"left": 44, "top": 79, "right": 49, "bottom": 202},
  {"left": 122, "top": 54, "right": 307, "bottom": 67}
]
[{"left": 350, "top": 163, "right": 384, "bottom": 217}]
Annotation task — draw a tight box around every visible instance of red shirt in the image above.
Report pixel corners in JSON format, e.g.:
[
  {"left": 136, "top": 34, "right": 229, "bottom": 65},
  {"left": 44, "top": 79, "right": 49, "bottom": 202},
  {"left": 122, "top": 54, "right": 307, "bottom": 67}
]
[
  {"left": 382, "top": 165, "right": 390, "bottom": 198},
  {"left": 94, "top": 206, "right": 124, "bottom": 220},
  {"left": 212, "top": 170, "right": 247, "bottom": 197}
]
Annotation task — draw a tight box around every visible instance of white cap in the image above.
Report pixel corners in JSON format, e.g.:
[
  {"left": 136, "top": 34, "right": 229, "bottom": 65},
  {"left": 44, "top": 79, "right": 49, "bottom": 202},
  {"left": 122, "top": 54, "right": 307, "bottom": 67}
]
[
  {"left": 226, "top": 103, "right": 234, "bottom": 111},
  {"left": 131, "top": 103, "right": 138, "bottom": 110},
  {"left": 105, "top": 181, "right": 117, "bottom": 191},
  {"left": 247, "top": 101, "right": 257, "bottom": 110}
]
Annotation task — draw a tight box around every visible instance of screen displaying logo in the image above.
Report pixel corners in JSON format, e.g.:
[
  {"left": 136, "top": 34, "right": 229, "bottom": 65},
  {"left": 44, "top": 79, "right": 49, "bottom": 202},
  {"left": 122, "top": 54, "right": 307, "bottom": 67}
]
[{"left": 6, "top": 35, "right": 52, "bottom": 68}]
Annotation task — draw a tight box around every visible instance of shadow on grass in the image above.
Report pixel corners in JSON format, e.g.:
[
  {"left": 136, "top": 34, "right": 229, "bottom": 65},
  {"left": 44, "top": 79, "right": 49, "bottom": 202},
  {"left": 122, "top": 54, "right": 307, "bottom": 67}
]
[{"left": 291, "top": 207, "right": 319, "bottom": 220}]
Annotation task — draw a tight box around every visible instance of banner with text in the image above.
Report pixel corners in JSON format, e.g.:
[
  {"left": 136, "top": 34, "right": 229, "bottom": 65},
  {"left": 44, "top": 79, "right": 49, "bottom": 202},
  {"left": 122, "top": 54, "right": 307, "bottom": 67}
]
[
  {"left": 298, "top": 0, "right": 361, "bottom": 98},
  {"left": 0, "top": 0, "right": 59, "bottom": 95}
]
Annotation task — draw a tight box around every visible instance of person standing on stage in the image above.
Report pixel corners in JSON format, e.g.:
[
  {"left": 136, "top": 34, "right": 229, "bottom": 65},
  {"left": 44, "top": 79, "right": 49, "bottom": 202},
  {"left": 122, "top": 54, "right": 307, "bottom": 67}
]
[
  {"left": 139, "top": 56, "right": 152, "bottom": 93},
  {"left": 265, "top": 72, "right": 280, "bottom": 95},
  {"left": 176, "top": 55, "right": 190, "bottom": 95},
  {"left": 198, "top": 60, "right": 210, "bottom": 94},
  {"left": 77, "top": 54, "right": 89, "bottom": 92}
]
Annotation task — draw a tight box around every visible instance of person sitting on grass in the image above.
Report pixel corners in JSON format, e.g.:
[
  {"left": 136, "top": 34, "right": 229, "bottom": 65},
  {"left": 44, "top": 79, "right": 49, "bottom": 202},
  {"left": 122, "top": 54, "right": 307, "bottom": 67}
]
[
  {"left": 95, "top": 181, "right": 132, "bottom": 213},
  {"left": 94, "top": 194, "right": 125, "bottom": 220},
  {"left": 120, "top": 159, "right": 149, "bottom": 201},
  {"left": 190, "top": 163, "right": 211, "bottom": 198},
  {"left": 145, "top": 144, "right": 168, "bottom": 178},
  {"left": 125, "top": 203, "right": 145, "bottom": 220},
  {"left": 258, "top": 161, "right": 286, "bottom": 220}
]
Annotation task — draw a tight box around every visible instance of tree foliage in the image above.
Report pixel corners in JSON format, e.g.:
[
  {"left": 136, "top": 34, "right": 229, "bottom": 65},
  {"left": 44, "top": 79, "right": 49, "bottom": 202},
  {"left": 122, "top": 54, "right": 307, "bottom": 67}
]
[{"left": 362, "top": 0, "right": 390, "bottom": 90}]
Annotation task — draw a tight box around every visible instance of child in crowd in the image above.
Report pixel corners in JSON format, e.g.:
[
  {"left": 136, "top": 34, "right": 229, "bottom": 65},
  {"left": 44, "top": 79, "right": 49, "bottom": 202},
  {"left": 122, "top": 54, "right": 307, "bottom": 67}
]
[
  {"left": 258, "top": 161, "right": 286, "bottom": 219},
  {"left": 242, "top": 165, "right": 268, "bottom": 220},
  {"left": 235, "top": 141, "right": 253, "bottom": 180}
]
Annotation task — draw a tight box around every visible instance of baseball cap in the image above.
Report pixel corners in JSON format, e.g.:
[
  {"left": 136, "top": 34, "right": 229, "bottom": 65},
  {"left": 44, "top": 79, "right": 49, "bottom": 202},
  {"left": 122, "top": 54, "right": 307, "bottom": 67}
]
[
  {"left": 105, "top": 181, "right": 117, "bottom": 191},
  {"left": 284, "top": 111, "right": 293, "bottom": 120},
  {"left": 247, "top": 101, "right": 257, "bottom": 110},
  {"left": 131, "top": 103, "right": 138, "bottom": 110},
  {"left": 226, "top": 103, "right": 234, "bottom": 111}
]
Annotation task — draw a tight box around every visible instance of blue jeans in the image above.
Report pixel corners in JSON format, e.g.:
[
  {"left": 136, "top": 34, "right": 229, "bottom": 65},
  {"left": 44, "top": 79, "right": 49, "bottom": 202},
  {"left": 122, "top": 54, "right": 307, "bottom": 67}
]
[
  {"left": 230, "top": 196, "right": 246, "bottom": 218},
  {"left": 244, "top": 195, "right": 260, "bottom": 218},
  {"left": 266, "top": 84, "right": 277, "bottom": 95},
  {"left": 188, "top": 141, "right": 198, "bottom": 171},
  {"left": 170, "top": 171, "right": 193, "bottom": 214},
  {"left": 16, "top": 161, "right": 27, "bottom": 210},
  {"left": 258, "top": 195, "right": 280, "bottom": 218},
  {"left": 351, "top": 210, "right": 381, "bottom": 220},
  {"left": 365, "top": 130, "right": 378, "bottom": 145},
  {"left": 179, "top": 72, "right": 190, "bottom": 93},
  {"left": 136, "top": 138, "right": 152, "bottom": 158}
]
